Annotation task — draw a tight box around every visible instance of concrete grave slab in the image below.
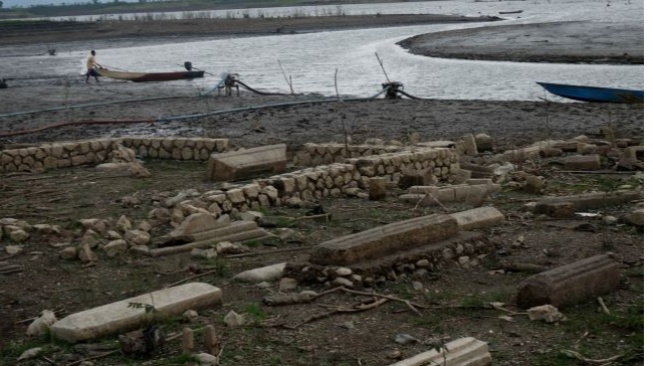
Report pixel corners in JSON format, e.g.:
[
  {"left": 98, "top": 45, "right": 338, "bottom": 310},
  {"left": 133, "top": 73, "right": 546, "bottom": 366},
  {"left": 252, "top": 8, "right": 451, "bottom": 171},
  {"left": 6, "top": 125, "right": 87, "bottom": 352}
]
[
  {"left": 450, "top": 207, "right": 505, "bottom": 230},
  {"left": 563, "top": 154, "right": 601, "bottom": 170},
  {"left": 516, "top": 254, "right": 620, "bottom": 309},
  {"left": 389, "top": 337, "right": 491, "bottom": 366},
  {"left": 51, "top": 282, "right": 222, "bottom": 343},
  {"left": 207, "top": 144, "right": 287, "bottom": 181},
  {"left": 310, "top": 213, "right": 459, "bottom": 265},
  {"left": 534, "top": 191, "right": 642, "bottom": 217}
]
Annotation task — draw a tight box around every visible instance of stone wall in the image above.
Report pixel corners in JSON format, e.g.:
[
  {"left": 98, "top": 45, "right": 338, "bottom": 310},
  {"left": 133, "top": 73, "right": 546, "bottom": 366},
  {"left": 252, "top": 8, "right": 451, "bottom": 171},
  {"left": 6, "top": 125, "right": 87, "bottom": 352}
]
[
  {"left": 184, "top": 146, "right": 459, "bottom": 218},
  {"left": 293, "top": 143, "right": 405, "bottom": 166},
  {"left": 258, "top": 147, "right": 459, "bottom": 204},
  {"left": 0, "top": 137, "right": 229, "bottom": 173}
]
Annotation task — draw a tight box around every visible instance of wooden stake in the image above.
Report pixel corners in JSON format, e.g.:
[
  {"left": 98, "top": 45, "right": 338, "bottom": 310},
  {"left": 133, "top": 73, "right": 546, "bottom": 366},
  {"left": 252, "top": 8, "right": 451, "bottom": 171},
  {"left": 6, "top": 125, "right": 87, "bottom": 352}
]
[
  {"left": 375, "top": 52, "right": 391, "bottom": 83},
  {"left": 204, "top": 325, "right": 219, "bottom": 356},
  {"left": 182, "top": 327, "right": 194, "bottom": 354}
]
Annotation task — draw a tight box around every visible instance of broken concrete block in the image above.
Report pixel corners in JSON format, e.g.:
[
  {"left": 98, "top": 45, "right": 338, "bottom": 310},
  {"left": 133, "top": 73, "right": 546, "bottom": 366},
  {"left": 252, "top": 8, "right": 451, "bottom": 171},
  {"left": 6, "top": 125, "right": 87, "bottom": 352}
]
[
  {"left": 417, "top": 140, "right": 456, "bottom": 149},
  {"left": 464, "top": 185, "right": 490, "bottom": 207},
  {"left": 534, "top": 191, "right": 642, "bottom": 218},
  {"left": 466, "top": 178, "right": 494, "bottom": 185},
  {"left": 535, "top": 201, "right": 575, "bottom": 218},
  {"left": 397, "top": 167, "right": 436, "bottom": 189},
  {"left": 389, "top": 337, "right": 491, "bottom": 366},
  {"left": 450, "top": 207, "right": 505, "bottom": 230},
  {"left": 622, "top": 146, "right": 643, "bottom": 161},
  {"left": 459, "top": 163, "right": 493, "bottom": 178},
  {"left": 450, "top": 168, "right": 473, "bottom": 184},
  {"left": 310, "top": 213, "right": 459, "bottom": 265},
  {"left": 368, "top": 177, "right": 387, "bottom": 200},
  {"left": 206, "top": 144, "right": 286, "bottom": 182},
  {"left": 552, "top": 141, "right": 579, "bottom": 152},
  {"left": 516, "top": 254, "right": 620, "bottom": 309},
  {"left": 524, "top": 175, "right": 545, "bottom": 194},
  {"left": 474, "top": 133, "right": 493, "bottom": 152},
  {"left": 51, "top": 283, "right": 222, "bottom": 343},
  {"left": 625, "top": 208, "right": 643, "bottom": 226},
  {"left": 398, "top": 194, "right": 440, "bottom": 207},
  {"left": 190, "top": 221, "right": 259, "bottom": 242},
  {"left": 149, "top": 221, "right": 269, "bottom": 257},
  {"left": 169, "top": 213, "right": 221, "bottom": 238},
  {"left": 563, "top": 154, "right": 601, "bottom": 171},
  {"left": 456, "top": 134, "right": 478, "bottom": 156},
  {"left": 233, "top": 262, "right": 286, "bottom": 283}
]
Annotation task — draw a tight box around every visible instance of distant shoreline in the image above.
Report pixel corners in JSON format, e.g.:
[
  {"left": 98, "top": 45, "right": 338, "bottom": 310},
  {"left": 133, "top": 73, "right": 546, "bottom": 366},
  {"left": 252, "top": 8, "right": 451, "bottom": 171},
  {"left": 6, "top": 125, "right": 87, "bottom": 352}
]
[{"left": 0, "top": 14, "right": 501, "bottom": 47}]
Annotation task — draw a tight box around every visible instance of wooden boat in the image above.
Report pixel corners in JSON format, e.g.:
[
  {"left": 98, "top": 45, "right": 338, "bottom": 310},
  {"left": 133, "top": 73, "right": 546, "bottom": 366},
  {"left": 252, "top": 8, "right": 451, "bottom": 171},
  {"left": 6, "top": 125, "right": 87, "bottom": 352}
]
[
  {"left": 97, "top": 68, "right": 204, "bottom": 82},
  {"left": 498, "top": 10, "right": 523, "bottom": 14},
  {"left": 537, "top": 82, "right": 644, "bottom": 103}
]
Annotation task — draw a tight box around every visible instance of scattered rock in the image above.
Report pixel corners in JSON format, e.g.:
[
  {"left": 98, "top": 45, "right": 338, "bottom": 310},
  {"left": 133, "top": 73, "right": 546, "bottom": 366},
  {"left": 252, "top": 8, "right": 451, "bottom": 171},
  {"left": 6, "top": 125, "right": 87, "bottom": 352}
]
[
  {"left": 5, "top": 245, "right": 23, "bottom": 255},
  {"left": 394, "top": 333, "right": 420, "bottom": 345},
  {"left": 527, "top": 304, "right": 566, "bottom": 323},
  {"left": 26, "top": 310, "right": 57, "bottom": 337},
  {"left": 279, "top": 277, "right": 298, "bottom": 292},
  {"left": 103, "top": 239, "right": 128, "bottom": 258},
  {"left": 224, "top": 310, "right": 245, "bottom": 328},
  {"left": 17, "top": 347, "right": 43, "bottom": 361}
]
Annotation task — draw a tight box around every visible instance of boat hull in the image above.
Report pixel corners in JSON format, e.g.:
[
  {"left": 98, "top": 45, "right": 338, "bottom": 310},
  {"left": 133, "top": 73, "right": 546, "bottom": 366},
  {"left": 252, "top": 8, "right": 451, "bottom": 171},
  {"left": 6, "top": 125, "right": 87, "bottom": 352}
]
[
  {"left": 97, "top": 68, "right": 205, "bottom": 82},
  {"left": 537, "top": 82, "right": 643, "bottom": 103}
]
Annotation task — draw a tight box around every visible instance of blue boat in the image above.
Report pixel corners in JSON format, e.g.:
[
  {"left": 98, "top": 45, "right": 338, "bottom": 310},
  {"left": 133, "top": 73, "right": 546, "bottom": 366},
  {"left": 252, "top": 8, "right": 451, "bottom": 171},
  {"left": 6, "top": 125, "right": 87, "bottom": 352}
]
[{"left": 537, "top": 82, "right": 644, "bottom": 103}]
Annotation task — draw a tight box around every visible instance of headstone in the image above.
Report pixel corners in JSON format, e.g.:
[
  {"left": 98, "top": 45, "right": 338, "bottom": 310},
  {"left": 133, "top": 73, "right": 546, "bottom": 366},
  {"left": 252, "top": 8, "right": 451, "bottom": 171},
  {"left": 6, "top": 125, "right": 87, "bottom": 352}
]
[
  {"left": 516, "top": 254, "right": 620, "bottom": 309},
  {"left": 389, "top": 337, "right": 491, "bottom": 366},
  {"left": 207, "top": 144, "right": 287, "bottom": 182},
  {"left": 450, "top": 207, "right": 505, "bottom": 230},
  {"left": 368, "top": 177, "right": 387, "bottom": 200},
  {"left": 563, "top": 154, "right": 601, "bottom": 171},
  {"left": 310, "top": 213, "right": 459, "bottom": 265},
  {"left": 50, "top": 283, "right": 222, "bottom": 343}
]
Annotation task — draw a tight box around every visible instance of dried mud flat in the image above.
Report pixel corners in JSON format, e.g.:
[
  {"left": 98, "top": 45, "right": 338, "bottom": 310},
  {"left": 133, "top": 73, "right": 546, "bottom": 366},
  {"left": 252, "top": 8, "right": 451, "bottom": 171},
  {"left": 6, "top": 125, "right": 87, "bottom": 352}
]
[{"left": 0, "top": 14, "right": 644, "bottom": 366}]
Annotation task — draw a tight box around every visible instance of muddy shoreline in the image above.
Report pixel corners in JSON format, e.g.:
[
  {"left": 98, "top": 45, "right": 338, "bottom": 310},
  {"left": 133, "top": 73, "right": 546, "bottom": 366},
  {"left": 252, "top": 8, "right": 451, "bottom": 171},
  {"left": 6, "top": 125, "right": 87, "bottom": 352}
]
[{"left": 0, "top": 13, "right": 644, "bottom": 149}]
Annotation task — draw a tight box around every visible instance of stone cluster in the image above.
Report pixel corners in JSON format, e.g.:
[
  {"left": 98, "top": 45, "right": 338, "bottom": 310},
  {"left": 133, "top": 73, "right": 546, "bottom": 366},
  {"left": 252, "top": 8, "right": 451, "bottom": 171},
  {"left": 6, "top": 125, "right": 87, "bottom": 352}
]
[
  {"left": 348, "top": 147, "right": 459, "bottom": 182},
  {"left": 284, "top": 235, "right": 493, "bottom": 288},
  {"left": 192, "top": 184, "right": 280, "bottom": 218},
  {"left": 293, "top": 143, "right": 404, "bottom": 166},
  {"left": 0, "top": 137, "right": 229, "bottom": 172},
  {"left": 121, "top": 137, "right": 228, "bottom": 161},
  {"left": 261, "top": 147, "right": 459, "bottom": 204}
]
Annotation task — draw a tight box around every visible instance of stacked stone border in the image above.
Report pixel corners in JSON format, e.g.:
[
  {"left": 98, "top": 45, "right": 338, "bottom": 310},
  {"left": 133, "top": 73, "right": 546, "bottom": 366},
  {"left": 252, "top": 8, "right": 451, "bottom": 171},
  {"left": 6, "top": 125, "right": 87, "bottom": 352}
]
[
  {"left": 284, "top": 232, "right": 493, "bottom": 288},
  {"left": 2, "top": 139, "right": 460, "bottom": 222},
  {"left": 0, "top": 137, "right": 229, "bottom": 173},
  {"left": 192, "top": 145, "right": 459, "bottom": 217}
]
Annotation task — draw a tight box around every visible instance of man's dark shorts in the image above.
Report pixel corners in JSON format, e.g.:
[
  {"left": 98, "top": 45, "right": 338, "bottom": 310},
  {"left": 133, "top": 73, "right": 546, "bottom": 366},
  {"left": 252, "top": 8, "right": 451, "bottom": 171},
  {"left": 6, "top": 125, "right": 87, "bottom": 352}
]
[{"left": 86, "top": 69, "right": 99, "bottom": 77}]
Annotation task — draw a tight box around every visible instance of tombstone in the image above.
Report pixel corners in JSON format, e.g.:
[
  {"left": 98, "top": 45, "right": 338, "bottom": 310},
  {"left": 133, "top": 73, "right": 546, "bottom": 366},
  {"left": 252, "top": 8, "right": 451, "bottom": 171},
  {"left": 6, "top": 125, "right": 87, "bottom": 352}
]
[
  {"left": 516, "top": 254, "right": 621, "bottom": 309},
  {"left": 207, "top": 144, "right": 286, "bottom": 182}
]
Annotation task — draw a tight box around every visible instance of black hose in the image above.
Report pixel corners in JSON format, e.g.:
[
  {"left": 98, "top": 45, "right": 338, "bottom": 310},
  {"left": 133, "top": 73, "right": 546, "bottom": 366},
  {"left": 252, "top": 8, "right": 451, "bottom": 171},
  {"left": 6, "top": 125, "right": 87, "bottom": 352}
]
[
  {"left": 234, "top": 80, "right": 292, "bottom": 96},
  {"left": 397, "top": 89, "right": 425, "bottom": 100}
]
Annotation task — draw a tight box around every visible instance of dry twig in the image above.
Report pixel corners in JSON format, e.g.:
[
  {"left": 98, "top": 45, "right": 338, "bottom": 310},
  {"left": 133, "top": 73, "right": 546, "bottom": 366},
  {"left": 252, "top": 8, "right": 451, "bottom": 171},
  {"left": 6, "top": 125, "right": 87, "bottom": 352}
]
[{"left": 164, "top": 270, "right": 216, "bottom": 288}]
